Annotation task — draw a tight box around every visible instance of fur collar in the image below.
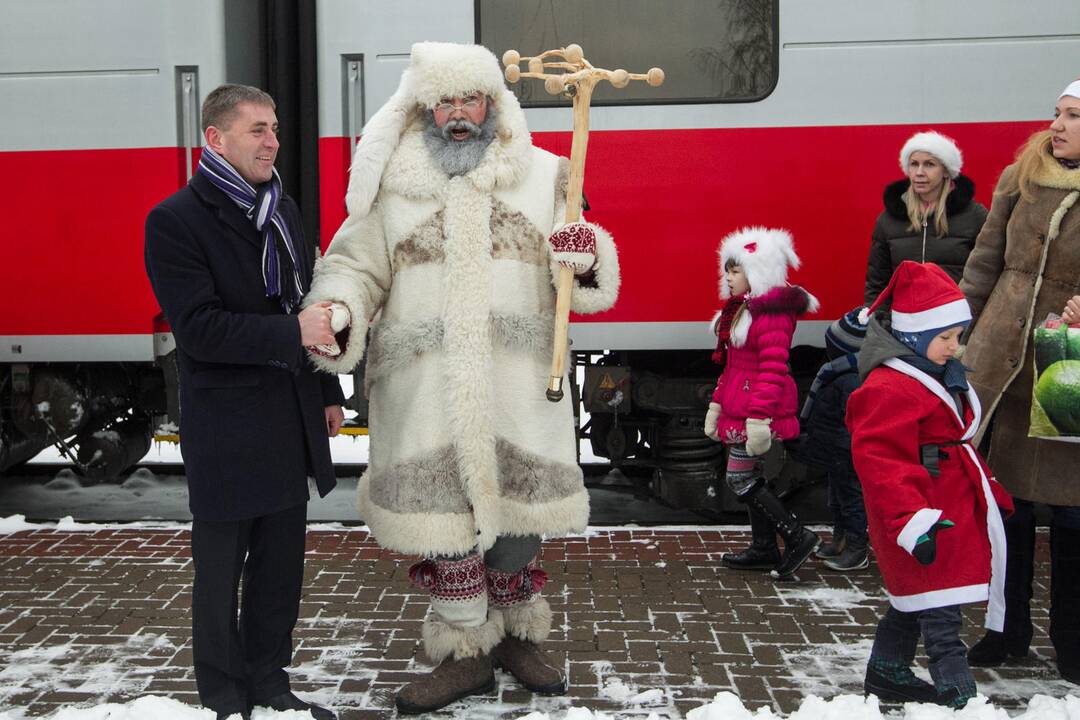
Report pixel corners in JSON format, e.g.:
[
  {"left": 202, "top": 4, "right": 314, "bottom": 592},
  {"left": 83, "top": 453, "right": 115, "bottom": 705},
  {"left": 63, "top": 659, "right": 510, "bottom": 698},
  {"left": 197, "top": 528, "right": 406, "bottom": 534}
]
[
  {"left": 348, "top": 87, "right": 533, "bottom": 214},
  {"left": 882, "top": 174, "right": 976, "bottom": 221},
  {"left": 1032, "top": 145, "right": 1080, "bottom": 191},
  {"left": 747, "top": 284, "right": 819, "bottom": 316}
]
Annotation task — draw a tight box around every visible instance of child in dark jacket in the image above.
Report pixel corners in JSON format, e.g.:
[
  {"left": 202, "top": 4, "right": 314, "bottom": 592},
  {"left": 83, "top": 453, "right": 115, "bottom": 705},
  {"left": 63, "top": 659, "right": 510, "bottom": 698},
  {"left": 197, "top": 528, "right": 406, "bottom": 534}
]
[
  {"left": 794, "top": 307, "right": 870, "bottom": 571},
  {"left": 703, "top": 227, "right": 821, "bottom": 579},
  {"left": 847, "top": 262, "right": 1013, "bottom": 708}
]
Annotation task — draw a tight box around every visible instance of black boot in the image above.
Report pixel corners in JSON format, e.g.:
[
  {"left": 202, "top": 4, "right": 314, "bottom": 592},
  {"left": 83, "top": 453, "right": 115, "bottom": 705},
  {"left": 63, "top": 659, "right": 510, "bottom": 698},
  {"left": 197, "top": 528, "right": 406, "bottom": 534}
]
[
  {"left": 1050, "top": 525, "right": 1080, "bottom": 684},
  {"left": 864, "top": 658, "right": 938, "bottom": 704},
  {"left": 721, "top": 504, "right": 780, "bottom": 570},
  {"left": 745, "top": 485, "right": 819, "bottom": 579},
  {"left": 824, "top": 534, "right": 869, "bottom": 571},
  {"left": 969, "top": 504, "right": 1036, "bottom": 666}
]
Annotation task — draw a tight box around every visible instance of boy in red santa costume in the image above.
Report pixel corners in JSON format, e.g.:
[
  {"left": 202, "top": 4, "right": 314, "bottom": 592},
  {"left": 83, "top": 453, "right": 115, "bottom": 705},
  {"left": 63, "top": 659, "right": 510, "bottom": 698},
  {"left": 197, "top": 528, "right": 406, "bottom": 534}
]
[{"left": 847, "top": 261, "right": 1012, "bottom": 708}]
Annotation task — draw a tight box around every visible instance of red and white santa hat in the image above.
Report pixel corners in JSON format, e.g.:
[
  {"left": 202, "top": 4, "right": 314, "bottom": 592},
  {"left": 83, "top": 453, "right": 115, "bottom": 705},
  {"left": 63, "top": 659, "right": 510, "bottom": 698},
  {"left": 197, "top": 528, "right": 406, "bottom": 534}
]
[{"left": 865, "top": 261, "right": 971, "bottom": 333}]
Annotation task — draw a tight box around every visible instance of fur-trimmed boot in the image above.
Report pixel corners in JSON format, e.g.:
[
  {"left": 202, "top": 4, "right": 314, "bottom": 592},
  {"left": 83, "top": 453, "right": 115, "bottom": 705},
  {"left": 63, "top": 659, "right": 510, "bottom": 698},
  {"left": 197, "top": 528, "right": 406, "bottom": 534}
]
[
  {"left": 721, "top": 504, "right": 780, "bottom": 570},
  {"left": 396, "top": 555, "right": 501, "bottom": 714},
  {"left": 488, "top": 563, "right": 566, "bottom": 695}
]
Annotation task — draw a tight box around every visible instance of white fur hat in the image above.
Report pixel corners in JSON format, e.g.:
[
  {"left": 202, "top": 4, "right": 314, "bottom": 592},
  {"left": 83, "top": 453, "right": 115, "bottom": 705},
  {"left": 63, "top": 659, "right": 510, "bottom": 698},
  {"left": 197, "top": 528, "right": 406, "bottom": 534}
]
[
  {"left": 899, "top": 131, "right": 963, "bottom": 179},
  {"left": 1060, "top": 78, "right": 1080, "bottom": 100},
  {"left": 718, "top": 227, "right": 800, "bottom": 299},
  {"left": 344, "top": 42, "right": 523, "bottom": 219}
]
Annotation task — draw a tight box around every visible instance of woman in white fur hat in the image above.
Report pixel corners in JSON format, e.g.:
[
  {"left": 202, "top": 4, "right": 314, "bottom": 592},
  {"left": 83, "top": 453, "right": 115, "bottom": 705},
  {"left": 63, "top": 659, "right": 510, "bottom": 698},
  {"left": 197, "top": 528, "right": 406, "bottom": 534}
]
[
  {"left": 864, "top": 131, "right": 988, "bottom": 305},
  {"left": 960, "top": 77, "right": 1080, "bottom": 684}
]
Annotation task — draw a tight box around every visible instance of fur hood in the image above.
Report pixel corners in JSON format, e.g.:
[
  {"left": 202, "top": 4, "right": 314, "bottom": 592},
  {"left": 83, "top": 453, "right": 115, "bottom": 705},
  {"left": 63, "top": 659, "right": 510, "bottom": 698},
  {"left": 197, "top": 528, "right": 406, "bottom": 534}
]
[
  {"left": 882, "top": 174, "right": 976, "bottom": 222},
  {"left": 747, "top": 284, "right": 819, "bottom": 316},
  {"left": 344, "top": 42, "right": 529, "bottom": 220},
  {"left": 718, "top": 226, "right": 803, "bottom": 300}
]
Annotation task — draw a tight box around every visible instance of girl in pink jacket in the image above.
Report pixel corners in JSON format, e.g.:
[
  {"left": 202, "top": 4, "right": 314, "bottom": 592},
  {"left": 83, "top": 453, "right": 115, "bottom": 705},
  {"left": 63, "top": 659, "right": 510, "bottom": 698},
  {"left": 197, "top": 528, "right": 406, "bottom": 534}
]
[{"left": 704, "top": 227, "right": 820, "bottom": 578}]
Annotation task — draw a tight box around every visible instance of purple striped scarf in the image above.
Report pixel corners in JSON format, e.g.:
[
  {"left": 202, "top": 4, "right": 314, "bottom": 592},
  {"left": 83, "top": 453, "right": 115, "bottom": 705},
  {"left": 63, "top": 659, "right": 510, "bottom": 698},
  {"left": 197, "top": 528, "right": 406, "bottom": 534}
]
[{"left": 197, "top": 147, "right": 305, "bottom": 312}]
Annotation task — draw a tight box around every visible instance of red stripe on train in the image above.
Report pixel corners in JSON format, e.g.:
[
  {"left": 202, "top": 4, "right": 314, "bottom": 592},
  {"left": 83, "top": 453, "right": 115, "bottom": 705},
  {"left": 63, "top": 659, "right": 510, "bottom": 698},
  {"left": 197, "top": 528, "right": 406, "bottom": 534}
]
[
  {"left": 321, "top": 121, "right": 1045, "bottom": 323},
  {"left": 1, "top": 147, "right": 185, "bottom": 336}
]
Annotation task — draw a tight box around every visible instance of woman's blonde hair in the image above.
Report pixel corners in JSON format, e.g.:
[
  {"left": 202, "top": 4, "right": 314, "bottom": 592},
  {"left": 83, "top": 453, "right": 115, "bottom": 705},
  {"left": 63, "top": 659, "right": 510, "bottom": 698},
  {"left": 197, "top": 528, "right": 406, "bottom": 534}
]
[
  {"left": 902, "top": 176, "right": 953, "bottom": 236},
  {"left": 1003, "top": 130, "right": 1054, "bottom": 202}
]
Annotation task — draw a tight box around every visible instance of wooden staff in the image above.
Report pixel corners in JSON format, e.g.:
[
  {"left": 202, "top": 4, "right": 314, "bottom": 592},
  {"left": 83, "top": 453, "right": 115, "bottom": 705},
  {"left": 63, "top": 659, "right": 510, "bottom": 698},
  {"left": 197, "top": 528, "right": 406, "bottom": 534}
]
[{"left": 502, "top": 44, "right": 664, "bottom": 401}]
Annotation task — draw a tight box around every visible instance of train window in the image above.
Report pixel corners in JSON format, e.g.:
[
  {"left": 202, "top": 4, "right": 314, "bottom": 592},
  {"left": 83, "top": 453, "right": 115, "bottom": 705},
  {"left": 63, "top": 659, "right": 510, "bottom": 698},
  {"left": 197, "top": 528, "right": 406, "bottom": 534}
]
[{"left": 476, "top": 0, "right": 778, "bottom": 106}]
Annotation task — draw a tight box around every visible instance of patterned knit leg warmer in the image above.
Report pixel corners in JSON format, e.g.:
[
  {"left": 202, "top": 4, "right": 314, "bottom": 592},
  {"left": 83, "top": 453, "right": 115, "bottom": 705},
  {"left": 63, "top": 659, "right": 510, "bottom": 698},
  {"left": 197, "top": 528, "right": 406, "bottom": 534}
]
[
  {"left": 410, "top": 554, "right": 503, "bottom": 663},
  {"left": 487, "top": 559, "right": 552, "bottom": 644}
]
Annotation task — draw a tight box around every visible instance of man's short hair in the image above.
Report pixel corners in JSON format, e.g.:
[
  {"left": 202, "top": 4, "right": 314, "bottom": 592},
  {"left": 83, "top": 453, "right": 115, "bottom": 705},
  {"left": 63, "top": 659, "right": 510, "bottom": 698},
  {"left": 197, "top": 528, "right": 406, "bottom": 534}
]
[{"left": 201, "top": 84, "right": 276, "bottom": 132}]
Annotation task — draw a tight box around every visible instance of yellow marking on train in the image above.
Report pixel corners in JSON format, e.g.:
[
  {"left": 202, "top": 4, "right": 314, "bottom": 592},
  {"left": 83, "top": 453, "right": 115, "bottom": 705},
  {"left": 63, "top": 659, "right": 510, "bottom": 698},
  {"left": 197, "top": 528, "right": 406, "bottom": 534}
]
[{"left": 155, "top": 427, "right": 368, "bottom": 443}]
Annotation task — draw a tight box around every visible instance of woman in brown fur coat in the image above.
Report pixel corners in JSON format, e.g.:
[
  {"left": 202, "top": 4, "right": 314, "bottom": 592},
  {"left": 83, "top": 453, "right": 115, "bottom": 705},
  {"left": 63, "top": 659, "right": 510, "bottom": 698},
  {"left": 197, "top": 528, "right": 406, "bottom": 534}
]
[{"left": 959, "top": 79, "right": 1080, "bottom": 683}]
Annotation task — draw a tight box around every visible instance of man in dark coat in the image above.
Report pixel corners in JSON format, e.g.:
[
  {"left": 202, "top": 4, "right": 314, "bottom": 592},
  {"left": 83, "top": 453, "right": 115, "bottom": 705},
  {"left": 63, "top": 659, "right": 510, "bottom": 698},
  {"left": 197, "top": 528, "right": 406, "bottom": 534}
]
[{"left": 144, "top": 84, "right": 342, "bottom": 720}]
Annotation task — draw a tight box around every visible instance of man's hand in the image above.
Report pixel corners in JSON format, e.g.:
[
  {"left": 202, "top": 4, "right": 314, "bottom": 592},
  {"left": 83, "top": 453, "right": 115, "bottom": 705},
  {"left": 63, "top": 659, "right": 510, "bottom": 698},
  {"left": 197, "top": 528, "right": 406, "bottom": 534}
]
[
  {"left": 299, "top": 302, "right": 335, "bottom": 347},
  {"left": 308, "top": 303, "right": 351, "bottom": 358},
  {"left": 325, "top": 405, "right": 345, "bottom": 438},
  {"left": 1063, "top": 295, "right": 1080, "bottom": 324},
  {"left": 548, "top": 222, "right": 597, "bottom": 275}
]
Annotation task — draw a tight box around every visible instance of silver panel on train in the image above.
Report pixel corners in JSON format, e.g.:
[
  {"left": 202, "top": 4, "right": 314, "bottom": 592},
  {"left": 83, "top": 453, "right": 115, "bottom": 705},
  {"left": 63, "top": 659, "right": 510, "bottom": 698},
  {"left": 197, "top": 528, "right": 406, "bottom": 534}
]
[
  {"left": 316, "top": 0, "right": 475, "bottom": 139},
  {"left": 0, "top": 0, "right": 226, "bottom": 152}
]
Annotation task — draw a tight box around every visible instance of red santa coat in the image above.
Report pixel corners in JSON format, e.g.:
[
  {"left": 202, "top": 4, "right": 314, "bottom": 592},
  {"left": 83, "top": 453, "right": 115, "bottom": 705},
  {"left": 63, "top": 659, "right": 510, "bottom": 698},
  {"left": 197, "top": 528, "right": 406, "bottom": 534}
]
[{"left": 848, "top": 359, "right": 1013, "bottom": 629}]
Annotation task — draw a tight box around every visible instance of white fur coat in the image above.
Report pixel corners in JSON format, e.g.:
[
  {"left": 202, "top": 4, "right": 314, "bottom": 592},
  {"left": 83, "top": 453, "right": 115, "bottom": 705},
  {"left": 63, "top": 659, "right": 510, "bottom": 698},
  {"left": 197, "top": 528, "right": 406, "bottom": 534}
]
[{"left": 305, "top": 95, "right": 619, "bottom": 556}]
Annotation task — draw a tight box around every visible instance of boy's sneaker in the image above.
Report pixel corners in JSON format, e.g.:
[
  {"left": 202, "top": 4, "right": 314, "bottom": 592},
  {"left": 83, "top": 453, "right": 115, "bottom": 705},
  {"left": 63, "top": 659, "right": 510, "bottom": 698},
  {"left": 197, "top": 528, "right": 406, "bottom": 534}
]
[
  {"left": 864, "top": 659, "right": 938, "bottom": 704},
  {"left": 815, "top": 532, "right": 845, "bottom": 560},
  {"left": 824, "top": 539, "right": 869, "bottom": 571}
]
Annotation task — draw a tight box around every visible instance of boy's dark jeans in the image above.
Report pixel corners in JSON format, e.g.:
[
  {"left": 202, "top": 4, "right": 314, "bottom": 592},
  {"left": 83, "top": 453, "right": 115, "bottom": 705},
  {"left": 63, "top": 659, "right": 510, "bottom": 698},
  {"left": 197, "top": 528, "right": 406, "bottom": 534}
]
[
  {"left": 870, "top": 605, "right": 974, "bottom": 694},
  {"left": 826, "top": 458, "right": 868, "bottom": 542}
]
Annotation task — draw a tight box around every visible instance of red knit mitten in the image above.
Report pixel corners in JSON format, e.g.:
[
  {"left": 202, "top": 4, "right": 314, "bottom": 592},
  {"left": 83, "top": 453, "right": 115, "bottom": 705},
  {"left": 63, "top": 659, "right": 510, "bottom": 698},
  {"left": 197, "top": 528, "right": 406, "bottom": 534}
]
[{"left": 548, "top": 222, "right": 597, "bottom": 275}]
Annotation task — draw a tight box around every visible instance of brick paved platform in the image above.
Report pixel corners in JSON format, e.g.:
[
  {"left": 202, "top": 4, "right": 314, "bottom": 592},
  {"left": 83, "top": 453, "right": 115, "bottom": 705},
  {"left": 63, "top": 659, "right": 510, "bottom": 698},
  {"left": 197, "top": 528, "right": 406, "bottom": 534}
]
[{"left": 0, "top": 527, "right": 1073, "bottom": 718}]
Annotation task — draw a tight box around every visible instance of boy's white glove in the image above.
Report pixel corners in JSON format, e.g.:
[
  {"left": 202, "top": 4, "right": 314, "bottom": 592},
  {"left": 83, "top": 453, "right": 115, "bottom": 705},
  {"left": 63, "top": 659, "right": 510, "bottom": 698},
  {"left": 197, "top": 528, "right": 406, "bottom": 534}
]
[
  {"left": 309, "top": 302, "right": 351, "bottom": 358},
  {"left": 704, "top": 402, "right": 722, "bottom": 441},
  {"left": 744, "top": 417, "right": 772, "bottom": 456}
]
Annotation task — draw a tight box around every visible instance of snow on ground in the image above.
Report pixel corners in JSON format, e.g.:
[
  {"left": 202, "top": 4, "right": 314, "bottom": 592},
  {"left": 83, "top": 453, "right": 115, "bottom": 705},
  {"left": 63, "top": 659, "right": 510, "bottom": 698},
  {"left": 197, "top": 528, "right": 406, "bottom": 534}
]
[{"left": 2, "top": 692, "right": 1079, "bottom": 720}]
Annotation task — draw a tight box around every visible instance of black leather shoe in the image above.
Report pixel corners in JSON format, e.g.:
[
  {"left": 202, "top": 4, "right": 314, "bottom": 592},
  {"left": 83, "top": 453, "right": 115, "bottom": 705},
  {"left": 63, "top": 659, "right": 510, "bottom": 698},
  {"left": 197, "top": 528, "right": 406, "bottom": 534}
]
[{"left": 257, "top": 692, "right": 336, "bottom": 720}]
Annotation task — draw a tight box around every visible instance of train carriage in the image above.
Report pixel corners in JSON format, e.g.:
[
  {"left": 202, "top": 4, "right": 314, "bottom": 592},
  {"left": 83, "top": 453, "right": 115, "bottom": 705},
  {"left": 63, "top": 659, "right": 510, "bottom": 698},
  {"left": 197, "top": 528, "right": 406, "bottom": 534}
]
[{"left": 2, "top": 0, "right": 1078, "bottom": 513}]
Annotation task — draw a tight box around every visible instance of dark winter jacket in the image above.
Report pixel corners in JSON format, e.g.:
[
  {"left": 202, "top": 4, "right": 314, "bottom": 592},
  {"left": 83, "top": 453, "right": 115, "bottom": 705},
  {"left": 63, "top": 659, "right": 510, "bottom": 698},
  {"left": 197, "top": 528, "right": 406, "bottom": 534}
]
[
  {"left": 144, "top": 173, "right": 344, "bottom": 521},
  {"left": 793, "top": 361, "right": 860, "bottom": 471},
  {"left": 864, "top": 175, "right": 987, "bottom": 305}
]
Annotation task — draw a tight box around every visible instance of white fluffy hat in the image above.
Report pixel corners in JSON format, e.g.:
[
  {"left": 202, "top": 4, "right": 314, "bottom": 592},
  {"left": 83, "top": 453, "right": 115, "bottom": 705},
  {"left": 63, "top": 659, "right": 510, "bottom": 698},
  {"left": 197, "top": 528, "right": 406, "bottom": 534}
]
[
  {"left": 899, "top": 131, "right": 963, "bottom": 179},
  {"left": 718, "top": 227, "right": 800, "bottom": 299},
  {"left": 344, "top": 42, "right": 524, "bottom": 219},
  {"left": 1061, "top": 78, "right": 1080, "bottom": 100}
]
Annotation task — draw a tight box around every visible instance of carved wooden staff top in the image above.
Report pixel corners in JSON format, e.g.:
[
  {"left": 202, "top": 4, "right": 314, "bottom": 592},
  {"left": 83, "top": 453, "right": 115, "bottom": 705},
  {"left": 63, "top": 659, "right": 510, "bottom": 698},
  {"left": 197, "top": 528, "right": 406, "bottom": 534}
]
[{"left": 502, "top": 44, "right": 664, "bottom": 401}]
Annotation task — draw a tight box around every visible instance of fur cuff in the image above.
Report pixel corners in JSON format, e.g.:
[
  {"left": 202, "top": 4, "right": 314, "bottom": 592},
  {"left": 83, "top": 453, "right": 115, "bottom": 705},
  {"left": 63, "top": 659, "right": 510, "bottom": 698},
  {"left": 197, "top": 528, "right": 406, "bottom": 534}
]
[
  {"left": 303, "top": 256, "right": 369, "bottom": 374},
  {"left": 548, "top": 222, "right": 620, "bottom": 315},
  {"left": 492, "top": 595, "right": 553, "bottom": 644},
  {"left": 422, "top": 612, "right": 505, "bottom": 663}
]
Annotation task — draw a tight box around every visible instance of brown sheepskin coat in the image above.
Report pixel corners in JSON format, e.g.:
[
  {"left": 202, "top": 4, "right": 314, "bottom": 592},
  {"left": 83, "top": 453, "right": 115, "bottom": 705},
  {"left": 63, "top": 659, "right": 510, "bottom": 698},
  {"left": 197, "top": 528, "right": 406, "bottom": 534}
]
[{"left": 961, "top": 150, "right": 1080, "bottom": 506}]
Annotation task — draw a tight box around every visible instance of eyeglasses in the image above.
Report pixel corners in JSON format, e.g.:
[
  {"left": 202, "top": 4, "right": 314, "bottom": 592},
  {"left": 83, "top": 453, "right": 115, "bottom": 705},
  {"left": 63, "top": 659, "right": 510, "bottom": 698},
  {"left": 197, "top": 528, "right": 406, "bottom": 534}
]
[{"left": 434, "top": 96, "right": 484, "bottom": 113}]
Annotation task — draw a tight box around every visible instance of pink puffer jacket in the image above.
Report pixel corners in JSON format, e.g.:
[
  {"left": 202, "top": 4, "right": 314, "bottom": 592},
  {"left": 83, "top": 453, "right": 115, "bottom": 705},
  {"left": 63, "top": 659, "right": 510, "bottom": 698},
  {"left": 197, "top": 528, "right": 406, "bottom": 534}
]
[{"left": 712, "top": 285, "right": 815, "bottom": 445}]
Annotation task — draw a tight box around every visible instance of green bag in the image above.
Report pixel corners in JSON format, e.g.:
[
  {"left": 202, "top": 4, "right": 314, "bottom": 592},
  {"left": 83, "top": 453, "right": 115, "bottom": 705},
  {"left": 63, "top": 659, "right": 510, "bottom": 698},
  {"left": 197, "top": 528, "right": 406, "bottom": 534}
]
[{"left": 1030, "top": 313, "right": 1080, "bottom": 440}]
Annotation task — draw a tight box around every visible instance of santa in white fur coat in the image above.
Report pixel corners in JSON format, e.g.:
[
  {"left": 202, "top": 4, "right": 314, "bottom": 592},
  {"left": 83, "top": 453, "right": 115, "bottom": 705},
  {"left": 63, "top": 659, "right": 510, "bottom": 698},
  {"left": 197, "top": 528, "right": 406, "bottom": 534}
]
[{"left": 303, "top": 42, "right": 619, "bottom": 712}]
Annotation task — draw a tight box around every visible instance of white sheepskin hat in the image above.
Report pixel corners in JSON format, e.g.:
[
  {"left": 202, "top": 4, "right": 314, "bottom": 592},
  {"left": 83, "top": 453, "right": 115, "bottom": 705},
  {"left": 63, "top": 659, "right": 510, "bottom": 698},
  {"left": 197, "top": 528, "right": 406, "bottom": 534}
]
[
  {"left": 344, "top": 42, "right": 522, "bottom": 220},
  {"left": 1060, "top": 79, "right": 1080, "bottom": 100},
  {"left": 718, "top": 227, "right": 800, "bottom": 299},
  {"left": 407, "top": 42, "right": 507, "bottom": 109},
  {"left": 899, "top": 131, "right": 963, "bottom": 179}
]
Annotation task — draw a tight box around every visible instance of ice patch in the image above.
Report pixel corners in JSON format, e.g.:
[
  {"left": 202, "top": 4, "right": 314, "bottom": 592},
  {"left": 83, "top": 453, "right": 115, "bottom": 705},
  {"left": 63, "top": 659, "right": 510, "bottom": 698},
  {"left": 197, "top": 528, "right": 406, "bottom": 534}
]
[{"left": 779, "top": 587, "right": 879, "bottom": 609}]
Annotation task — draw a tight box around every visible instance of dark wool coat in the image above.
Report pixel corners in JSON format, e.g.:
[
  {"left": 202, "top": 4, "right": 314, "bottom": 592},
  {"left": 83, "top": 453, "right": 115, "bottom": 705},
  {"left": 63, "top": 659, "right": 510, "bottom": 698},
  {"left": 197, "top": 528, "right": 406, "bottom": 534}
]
[
  {"left": 864, "top": 175, "right": 988, "bottom": 305},
  {"left": 849, "top": 319, "right": 1012, "bottom": 625},
  {"left": 961, "top": 154, "right": 1080, "bottom": 506},
  {"left": 144, "top": 173, "right": 343, "bottom": 521},
  {"left": 794, "top": 368, "right": 860, "bottom": 471}
]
